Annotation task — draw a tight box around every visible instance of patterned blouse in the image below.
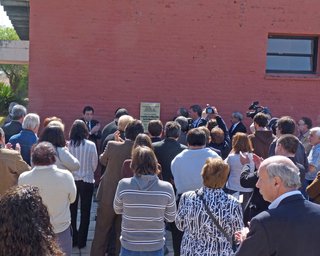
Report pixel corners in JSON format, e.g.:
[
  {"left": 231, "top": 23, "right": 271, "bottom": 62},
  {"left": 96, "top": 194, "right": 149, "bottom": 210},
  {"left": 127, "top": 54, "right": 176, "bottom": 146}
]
[{"left": 175, "top": 187, "right": 244, "bottom": 256}]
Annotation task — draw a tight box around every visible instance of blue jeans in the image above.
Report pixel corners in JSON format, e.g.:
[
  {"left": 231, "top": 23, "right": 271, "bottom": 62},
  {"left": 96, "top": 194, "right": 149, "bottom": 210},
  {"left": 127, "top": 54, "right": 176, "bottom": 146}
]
[{"left": 120, "top": 247, "right": 164, "bottom": 256}]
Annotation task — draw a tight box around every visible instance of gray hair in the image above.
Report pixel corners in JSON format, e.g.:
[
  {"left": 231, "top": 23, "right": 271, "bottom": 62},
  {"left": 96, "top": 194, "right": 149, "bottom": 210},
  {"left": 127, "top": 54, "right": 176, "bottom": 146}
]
[
  {"left": 22, "top": 113, "right": 40, "bottom": 130},
  {"left": 11, "top": 105, "right": 27, "bottom": 120},
  {"left": 310, "top": 127, "right": 320, "bottom": 138},
  {"left": 232, "top": 111, "right": 243, "bottom": 121},
  {"left": 175, "top": 116, "right": 189, "bottom": 132},
  {"left": 8, "top": 102, "right": 18, "bottom": 113},
  {"left": 266, "top": 162, "right": 301, "bottom": 189}
]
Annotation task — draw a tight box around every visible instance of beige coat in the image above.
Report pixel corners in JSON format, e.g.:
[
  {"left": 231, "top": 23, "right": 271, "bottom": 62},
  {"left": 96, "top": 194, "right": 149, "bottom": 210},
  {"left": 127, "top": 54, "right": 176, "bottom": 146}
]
[
  {"left": 0, "top": 148, "right": 30, "bottom": 195},
  {"left": 91, "top": 139, "right": 134, "bottom": 256},
  {"left": 306, "top": 171, "right": 320, "bottom": 204}
]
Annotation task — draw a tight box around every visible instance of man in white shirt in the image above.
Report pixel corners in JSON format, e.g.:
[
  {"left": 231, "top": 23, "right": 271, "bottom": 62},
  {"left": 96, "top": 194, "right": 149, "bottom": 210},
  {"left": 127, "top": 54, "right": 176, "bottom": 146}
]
[
  {"left": 171, "top": 128, "right": 221, "bottom": 197},
  {"left": 19, "top": 142, "right": 76, "bottom": 256},
  {"left": 171, "top": 127, "right": 220, "bottom": 255}
]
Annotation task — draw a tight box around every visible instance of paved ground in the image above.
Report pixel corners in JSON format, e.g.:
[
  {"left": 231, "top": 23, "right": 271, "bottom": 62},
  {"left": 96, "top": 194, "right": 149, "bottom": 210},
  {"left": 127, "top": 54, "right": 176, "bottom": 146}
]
[{"left": 71, "top": 200, "right": 174, "bottom": 256}]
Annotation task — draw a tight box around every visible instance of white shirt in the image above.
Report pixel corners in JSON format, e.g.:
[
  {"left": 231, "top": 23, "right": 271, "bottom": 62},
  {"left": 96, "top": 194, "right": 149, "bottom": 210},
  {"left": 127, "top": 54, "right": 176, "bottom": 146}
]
[
  {"left": 171, "top": 148, "right": 220, "bottom": 195},
  {"left": 225, "top": 153, "right": 255, "bottom": 193},
  {"left": 268, "top": 190, "right": 302, "bottom": 209},
  {"left": 18, "top": 165, "right": 77, "bottom": 233},
  {"left": 230, "top": 122, "right": 240, "bottom": 133}
]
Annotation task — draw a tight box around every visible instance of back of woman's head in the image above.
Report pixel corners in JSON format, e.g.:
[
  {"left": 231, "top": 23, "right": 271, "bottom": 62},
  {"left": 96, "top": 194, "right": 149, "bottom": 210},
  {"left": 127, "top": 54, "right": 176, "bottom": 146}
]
[
  {"left": 232, "top": 132, "right": 253, "bottom": 154},
  {"left": 201, "top": 158, "right": 230, "bottom": 188},
  {"left": 0, "top": 185, "right": 62, "bottom": 256},
  {"left": 130, "top": 146, "right": 159, "bottom": 176},
  {"left": 39, "top": 125, "right": 66, "bottom": 147},
  {"left": 31, "top": 142, "right": 57, "bottom": 166},
  {"left": 43, "top": 116, "right": 63, "bottom": 129},
  {"left": 69, "top": 119, "right": 89, "bottom": 147},
  {"left": 133, "top": 133, "right": 153, "bottom": 150},
  {"left": 210, "top": 127, "right": 225, "bottom": 144}
]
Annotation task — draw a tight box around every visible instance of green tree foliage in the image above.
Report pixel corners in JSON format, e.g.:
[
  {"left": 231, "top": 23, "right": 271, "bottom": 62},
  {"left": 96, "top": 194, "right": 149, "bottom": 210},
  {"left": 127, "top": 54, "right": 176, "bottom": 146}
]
[
  {"left": 0, "top": 26, "right": 28, "bottom": 98},
  {"left": 0, "top": 82, "right": 17, "bottom": 115}
]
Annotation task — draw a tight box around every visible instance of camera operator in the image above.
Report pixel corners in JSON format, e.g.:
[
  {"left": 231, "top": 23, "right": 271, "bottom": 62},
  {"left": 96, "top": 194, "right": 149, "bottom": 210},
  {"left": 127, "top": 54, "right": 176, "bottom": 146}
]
[{"left": 246, "top": 101, "right": 272, "bottom": 134}]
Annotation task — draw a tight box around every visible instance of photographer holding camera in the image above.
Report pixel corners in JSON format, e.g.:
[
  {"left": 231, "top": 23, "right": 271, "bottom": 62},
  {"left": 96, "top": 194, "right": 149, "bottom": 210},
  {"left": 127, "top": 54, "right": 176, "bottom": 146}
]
[{"left": 203, "top": 105, "right": 231, "bottom": 159}]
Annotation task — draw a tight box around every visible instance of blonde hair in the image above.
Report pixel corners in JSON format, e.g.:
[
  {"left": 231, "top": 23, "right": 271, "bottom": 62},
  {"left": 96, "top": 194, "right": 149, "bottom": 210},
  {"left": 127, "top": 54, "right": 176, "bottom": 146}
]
[{"left": 201, "top": 158, "right": 229, "bottom": 188}]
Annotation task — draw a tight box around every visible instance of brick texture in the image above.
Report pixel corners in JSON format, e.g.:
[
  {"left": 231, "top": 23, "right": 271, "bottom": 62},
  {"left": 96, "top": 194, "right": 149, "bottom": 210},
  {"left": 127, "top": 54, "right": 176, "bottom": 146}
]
[{"left": 28, "top": 0, "right": 320, "bottom": 131}]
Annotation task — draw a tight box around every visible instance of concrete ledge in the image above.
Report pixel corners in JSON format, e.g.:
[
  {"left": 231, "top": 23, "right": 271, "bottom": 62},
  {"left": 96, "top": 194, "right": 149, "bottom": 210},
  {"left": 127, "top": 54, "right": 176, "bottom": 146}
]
[{"left": 0, "top": 40, "right": 29, "bottom": 64}]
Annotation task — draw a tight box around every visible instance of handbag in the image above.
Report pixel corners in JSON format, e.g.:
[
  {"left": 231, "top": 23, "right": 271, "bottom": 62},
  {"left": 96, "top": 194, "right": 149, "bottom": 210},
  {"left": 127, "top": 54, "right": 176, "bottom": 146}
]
[{"left": 196, "top": 189, "right": 238, "bottom": 251}]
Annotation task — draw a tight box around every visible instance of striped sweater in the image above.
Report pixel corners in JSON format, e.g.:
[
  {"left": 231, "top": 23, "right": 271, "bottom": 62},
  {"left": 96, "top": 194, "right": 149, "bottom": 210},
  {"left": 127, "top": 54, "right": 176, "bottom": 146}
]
[
  {"left": 68, "top": 139, "right": 98, "bottom": 183},
  {"left": 114, "top": 174, "right": 176, "bottom": 251}
]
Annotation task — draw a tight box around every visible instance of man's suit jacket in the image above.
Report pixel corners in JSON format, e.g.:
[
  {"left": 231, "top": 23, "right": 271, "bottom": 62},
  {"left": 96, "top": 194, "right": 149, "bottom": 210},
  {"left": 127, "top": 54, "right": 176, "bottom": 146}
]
[
  {"left": 97, "top": 140, "right": 134, "bottom": 207},
  {"left": 240, "top": 165, "right": 270, "bottom": 225},
  {"left": 153, "top": 138, "right": 187, "bottom": 184},
  {"left": 2, "top": 120, "right": 22, "bottom": 143},
  {"left": 100, "top": 120, "right": 117, "bottom": 149},
  {"left": 235, "top": 194, "right": 320, "bottom": 256},
  {"left": 0, "top": 148, "right": 30, "bottom": 195},
  {"left": 229, "top": 122, "right": 247, "bottom": 141}
]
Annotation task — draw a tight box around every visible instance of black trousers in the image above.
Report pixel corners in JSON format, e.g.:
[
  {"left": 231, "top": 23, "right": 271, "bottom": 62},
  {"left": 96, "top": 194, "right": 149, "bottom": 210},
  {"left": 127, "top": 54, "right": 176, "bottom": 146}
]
[
  {"left": 170, "top": 194, "right": 184, "bottom": 256},
  {"left": 70, "top": 180, "right": 94, "bottom": 248}
]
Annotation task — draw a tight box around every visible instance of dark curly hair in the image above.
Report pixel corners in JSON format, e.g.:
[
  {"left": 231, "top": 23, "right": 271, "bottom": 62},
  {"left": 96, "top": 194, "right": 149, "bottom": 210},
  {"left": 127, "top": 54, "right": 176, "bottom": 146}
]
[{"left": 0, "top": 185, "right": 63, "bottom": 256}]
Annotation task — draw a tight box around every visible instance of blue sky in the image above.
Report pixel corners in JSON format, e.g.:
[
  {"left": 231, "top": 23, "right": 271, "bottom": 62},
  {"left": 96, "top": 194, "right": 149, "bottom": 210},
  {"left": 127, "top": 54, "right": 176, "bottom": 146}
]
[{"left": 0, "top": 5, "right": 13, "bottom": 27}]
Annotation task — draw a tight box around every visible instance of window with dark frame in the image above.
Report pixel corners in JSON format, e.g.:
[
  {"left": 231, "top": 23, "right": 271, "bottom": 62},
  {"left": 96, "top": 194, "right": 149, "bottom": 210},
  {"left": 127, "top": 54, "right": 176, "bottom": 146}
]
[{"left": 266, "top": 35, "right": 318, "bottom": 74}]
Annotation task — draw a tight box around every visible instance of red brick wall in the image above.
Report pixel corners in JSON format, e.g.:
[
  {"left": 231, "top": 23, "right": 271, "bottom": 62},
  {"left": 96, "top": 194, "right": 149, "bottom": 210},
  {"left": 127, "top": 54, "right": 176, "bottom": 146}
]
[{"left": 28, "top": 0, "right": 320, "bottom": 131}]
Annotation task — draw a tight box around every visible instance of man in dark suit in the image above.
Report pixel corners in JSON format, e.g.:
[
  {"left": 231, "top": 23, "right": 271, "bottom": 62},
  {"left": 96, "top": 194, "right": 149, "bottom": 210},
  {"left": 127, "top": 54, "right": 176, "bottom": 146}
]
[
  {"left": 189, "top": 104, "right": 207, "bottom": 128},
  {"left": 235, "top": 155, "right": 320, "bottom": 256},
  {"left": 100, "top": 108, "right": 128, "bottom": 149},
  {"left": 91, "top": 120, "right": 144, "bottom": 256},
  {"left": 229, "top": 111, "right": 247, "bottom": 142},
  {"left": 153, "top": 121, "right": 187, "bottom": 187},
  {"left": 153, "top": 121, "right": 187, "bottom": 256},
  {"left": 81, "top": 105, "right": 101, "bottom": 148},
  {"left": 2, "top": 104, "right": 26, "bottom": 143}
]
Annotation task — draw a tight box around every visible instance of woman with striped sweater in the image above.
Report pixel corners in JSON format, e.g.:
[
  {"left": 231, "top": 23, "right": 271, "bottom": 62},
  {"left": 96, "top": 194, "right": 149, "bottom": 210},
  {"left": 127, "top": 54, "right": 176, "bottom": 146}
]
[{"left": 114, "top": 146, "right": 176, "bottom": 256}]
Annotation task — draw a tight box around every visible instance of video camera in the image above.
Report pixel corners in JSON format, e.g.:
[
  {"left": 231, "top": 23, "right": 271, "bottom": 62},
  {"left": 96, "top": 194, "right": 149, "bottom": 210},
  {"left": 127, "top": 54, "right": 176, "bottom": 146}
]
[{"left": 246, "top": 101, "right": 270, "bottom": 119}]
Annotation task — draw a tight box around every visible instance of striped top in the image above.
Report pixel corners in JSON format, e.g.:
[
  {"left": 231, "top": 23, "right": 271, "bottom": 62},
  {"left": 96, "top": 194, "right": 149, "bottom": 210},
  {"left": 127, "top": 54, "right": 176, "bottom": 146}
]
[
  {"left": 68, "top": 139, "right": 98, "bottom": 183},
  {"left": 114, "top": 175, "right": 176, "bottom": 251}
]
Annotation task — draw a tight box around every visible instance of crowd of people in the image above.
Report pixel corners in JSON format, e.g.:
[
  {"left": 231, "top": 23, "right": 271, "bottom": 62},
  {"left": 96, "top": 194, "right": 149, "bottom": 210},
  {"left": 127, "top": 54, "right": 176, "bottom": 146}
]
[{"left": 1, "top": 102, "right": 320, "bottom": 256}]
